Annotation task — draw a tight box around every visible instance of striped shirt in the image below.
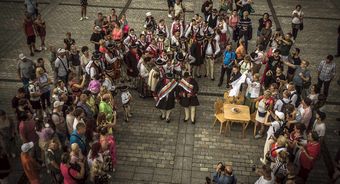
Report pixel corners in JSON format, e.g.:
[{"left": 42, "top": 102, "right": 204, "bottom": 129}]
[{"left": 238, "top": 17, "right": 252, "bottom": 32}]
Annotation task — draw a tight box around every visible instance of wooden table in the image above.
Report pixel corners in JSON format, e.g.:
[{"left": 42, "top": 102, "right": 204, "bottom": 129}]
[{"left": 223, "top": 104, "right": 251, "bottom": 138}]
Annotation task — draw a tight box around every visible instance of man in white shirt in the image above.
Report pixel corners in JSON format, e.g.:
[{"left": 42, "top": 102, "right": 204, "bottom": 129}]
[
  {"left": 55, "top": 48, "right": 70, "bottom": 84},
  {"left": 203, "top": 33, "right": 220, "bottom": 80},
  {"left": 259, "top": 110, "right": 285, "bottom": 164}
]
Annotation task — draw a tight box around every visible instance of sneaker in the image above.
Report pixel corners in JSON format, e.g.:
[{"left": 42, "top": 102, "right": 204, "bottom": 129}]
[
  {"left": 128, "top": 114, "right": 132, "bottom": 118},
  {"left": 84, "top": 16, "right": 89, "bottom": 20},
  {"left": 30, "top": 52, "right": 34, "bottom": 56},
  {"left": 168, "top": 14, "right": 172, "bottom": 18},
  {"left": 254, "top": 134, "right": 263, "bottom": 139},
  {"left": 166, "top": 119, "right": 171, "bottom": 123},
  {"left": 43, "top": 46, "right": 47, "bottom": 50},
  {"left": 34, "top": 49, "right": 41, "bottom": 52},
  {"left": 260, "top": 158, "right": 266, "bottom": 165},
  {"left": 38, "top": 46, "right": 42, "bottom": 51},
  {"left": 80, "top": 17, "right": 84, "bottom": 21},
  {"left": 43, "top": 111, "right": 47, "bottom": 118}
]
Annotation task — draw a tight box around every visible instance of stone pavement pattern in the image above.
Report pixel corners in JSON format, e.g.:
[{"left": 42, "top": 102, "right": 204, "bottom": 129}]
[{"left": 0, "top": 0, "right": 340, "bottom": 183}]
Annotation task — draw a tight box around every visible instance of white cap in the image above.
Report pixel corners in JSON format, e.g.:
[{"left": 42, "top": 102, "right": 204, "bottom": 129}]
[
  {"left": 19, "top": 53, "right": 26, "bottom": 60},
  {"left": 95, "top": 26, "right": 101, "bottom": 31},
  {"left": 146, "top": 12, "right": 152, "bottom": 17},
  {"left": 57, "top": 48, "right": 66, "bottom": 53},
  {"left": 275, "top": 110, "right": 285, "bottom": 120},
  {"left": 53, "top": 101, "right": 64, "bottom": 108},
  {"left": 21, "top": 142, "right": 34, "bottom": 152}
]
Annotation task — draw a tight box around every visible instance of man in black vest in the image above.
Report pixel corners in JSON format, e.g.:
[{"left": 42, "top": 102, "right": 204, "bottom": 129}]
[
  {"left": 206, "top": 9, "right": 218, "bottom": 29},
  {"left": 203, "top": 33, "right": 220, "bottom": 80},
  {"left": 190, "top": 35, "right": 205, "bottom": 78}
]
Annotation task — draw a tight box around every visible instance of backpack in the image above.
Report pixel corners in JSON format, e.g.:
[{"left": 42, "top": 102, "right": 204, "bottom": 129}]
[
  {"left": 279, "top": 99, "right": 291, "bottom": 113},
  {"left": 289, "top": 91, "right": 300, "bottom": 108},
  {"left": 273, "top": 120, "right": 286, "bottom": 139}
]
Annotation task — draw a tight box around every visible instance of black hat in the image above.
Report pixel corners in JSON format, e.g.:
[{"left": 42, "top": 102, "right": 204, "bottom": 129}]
[
  {"left": 165, "top": 73, "right": 174, "bottom": 79},
  {"left": 180, "top": 36, "right": 188, "bottom": 42},
  {"left": 92, "top": 52, "right": 101, "bottom": 60},
  {"left": 176, "top": 52, "right": 185, "bottom": 62},
  {"left": 183, "top": 72, "right": 190, "bottom": 78},
  {"left": 170, "top": 43, "right": 178, "bottom": 50},
  {"left": 129, "top": 43, "right": 138, "bottom": 49},
  {"left": 155, "top": 58, "right": 166, "bottom": 66},
  {"left": 196, "top": 34, "right": 204, "bottom": 41},
  {"left": 119, "top": 85, "right": 129, "bottom": 91},
  {"left": 206, "top": 33, "right": 214, "bottom": 39},
  {"left": 107, "top": 43, "right": 115, "bottom": 49},
  {"left": 157, "top": 31, "right": 165, "bottom": 37}
]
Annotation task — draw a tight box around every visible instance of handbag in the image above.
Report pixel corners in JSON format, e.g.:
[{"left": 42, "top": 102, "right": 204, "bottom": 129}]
[{"left": 258, "top": 111, "right": 267, "bottom": 117}]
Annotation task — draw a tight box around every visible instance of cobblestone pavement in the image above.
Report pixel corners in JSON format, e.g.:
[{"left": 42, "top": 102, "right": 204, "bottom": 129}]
[{"left": 0, "top": 0, "right": 340, "bottom": 183}]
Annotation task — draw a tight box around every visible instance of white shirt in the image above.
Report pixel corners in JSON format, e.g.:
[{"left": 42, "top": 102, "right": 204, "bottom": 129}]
[
  {"left": 274, "top": 98, "right": 291, "bottom": 112},
  {"left": 105, "top": 53, "right": 118, "bottom": 64},
  {"left": 246, "top": 78, "right": 260, "bottom": 98},
  {"left": 139, "top": 63, "right": 149, "bottom": 78},
  {"left": 254, "top": 50, "right": 264, "bottom": 64},
  {"left": 266, "top": 120, "right": 283, "bottom": 140},
  {"left": 72, "top": 118, "right": 85, "bottom": 131},
  {"left": 292, "top": 10, "right": 303, "bottom": 24},
  {"left": 313, "top": 121, "right": 326, "bottom": 137},
  {"left": 28, "top": 82, "right": 40, "bottom": 101},
  {"left": 121, "top": 91, "right": 131, "bottom": 104},
  {"left": 55, "top": 56, "right": 69, "bottom": 77},
  {"left": 205, "top": 41, "right": 220, "bottom": 56},
  {"left": 102, "top": 78, "right": 116, "bottom": 91},
  {"left": 255, "top": 175, "right": 274, "bottom": 184}
]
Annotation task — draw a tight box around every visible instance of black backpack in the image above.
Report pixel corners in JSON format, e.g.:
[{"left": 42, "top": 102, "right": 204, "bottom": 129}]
[
  {"left": 279, "top": 99, "right": 291, "bottom": 113},
  {"left": 273, "top": 121, "right": 286, "bottom": 139},
  {"left": 289, "top": 92, "right": 300, "bottom": 108}
]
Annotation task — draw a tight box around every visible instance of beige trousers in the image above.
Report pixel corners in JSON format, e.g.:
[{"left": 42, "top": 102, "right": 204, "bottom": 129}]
[
  {"left": 205, "top": 57, "right": 215, "bottom": 79},
  {"left": 184, "top": 106, "right": 196, "bottom": 122}
]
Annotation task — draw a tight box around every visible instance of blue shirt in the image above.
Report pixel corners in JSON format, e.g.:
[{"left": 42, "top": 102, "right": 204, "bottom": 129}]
[
  {"left": 223, "top": 51, "right": 236, "bottom": 66},
  {"left": 70, "top": 130, "right": 86, "bottom": 154}
]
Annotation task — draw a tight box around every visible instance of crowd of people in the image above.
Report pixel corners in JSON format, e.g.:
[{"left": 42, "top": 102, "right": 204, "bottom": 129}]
[{"left": 0, "top": 0, "right": 339, "bottom": 183}]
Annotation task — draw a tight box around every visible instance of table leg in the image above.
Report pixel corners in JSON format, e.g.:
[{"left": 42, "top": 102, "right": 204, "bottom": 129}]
[
  {"left": 219, "top": 122, "right": 223, "bottom": 134},
  {"left": 224, "top": 121, "right": 229, "bottom": 136},
  {"left": 242, "top": 122, "right": 245, "bottom": 138}
]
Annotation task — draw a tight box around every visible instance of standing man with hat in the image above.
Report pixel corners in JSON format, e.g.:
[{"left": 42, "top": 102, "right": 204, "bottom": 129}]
[
  {"left": 125, "top": 43, "right": 140, "bottom": 88},
  {"left": 17, "top": 53, "right": 36, "bottom": 93},
  {"left": 206, "top": 9, "right": 219, "bottom": 29},
  {"left": 55, "top": 48, "right": 70, "bottom": 85},
  {"left": 148, "top": 58, "right": 166, "bottom": 94},
  {"left": 104, "top": 43, "right": 122, "bottom": 81},
  {"left": 20, "top": 142, "right": 40, "bottom": 184},
  {"left": 154, "top": 73, "right": 178, "bottom": 123},
  {"left": 144, "top": 12, "right": 157, "bottom": 31},
  {"left": 190, "top": 34, "right": 205, "bottom": 78},
  {"left": 178, "top": 72, "right": 199, "bottom": 124},
  {"left": 203, "top": 33, "right": 220, "bottom": 80},
  {"left": 86, "top": 51, "right": 105, "bottom": 80}
]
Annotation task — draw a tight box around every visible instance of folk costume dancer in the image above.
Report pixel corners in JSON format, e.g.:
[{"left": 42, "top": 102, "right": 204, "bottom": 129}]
[
  {"left": 154, "top": 73, "right": 177, "bottom": 123},
  {"left": 148, "top": 58, "right": 166, "bottom": 93},
  {"left": 178, "top": 72, "right": 199, "bottom": 124},
  {"left": 203, "top": 33, "right": 220, "bottom": 80},
  {"left": 190, "top": 34, "right": 205, "bottom": 78}
]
